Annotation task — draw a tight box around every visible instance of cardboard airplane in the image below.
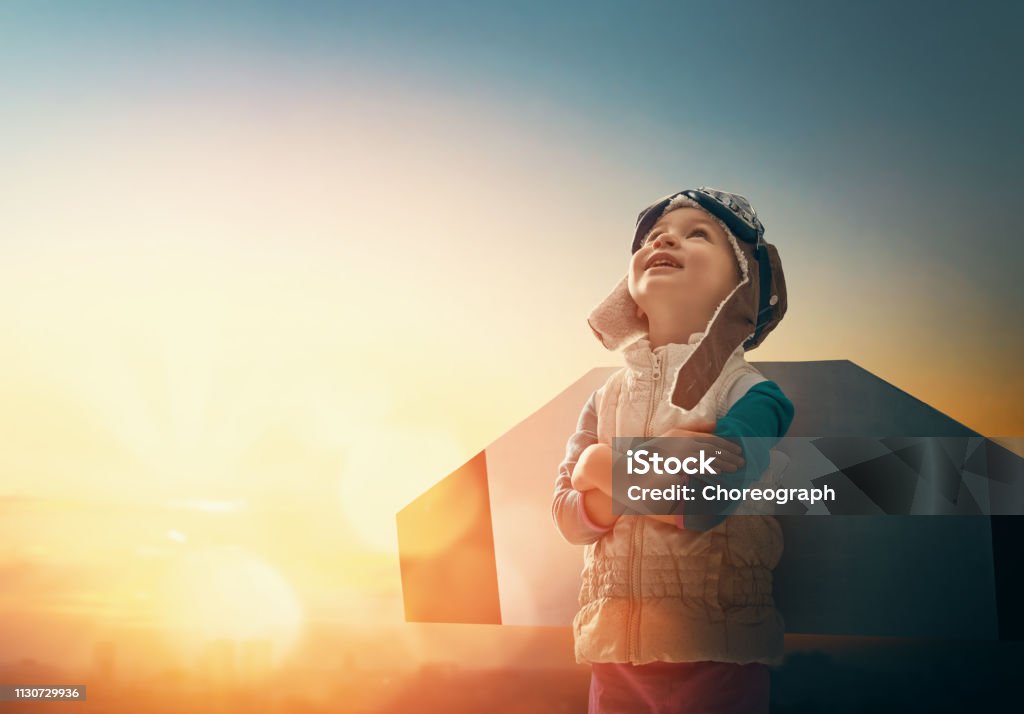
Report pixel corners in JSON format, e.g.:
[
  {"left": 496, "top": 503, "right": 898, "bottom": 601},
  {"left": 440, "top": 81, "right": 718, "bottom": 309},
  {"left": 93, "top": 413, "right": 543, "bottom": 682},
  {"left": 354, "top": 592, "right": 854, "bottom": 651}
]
[{"left": 396, "top": 360, "right": 1024, "bottom": 640}]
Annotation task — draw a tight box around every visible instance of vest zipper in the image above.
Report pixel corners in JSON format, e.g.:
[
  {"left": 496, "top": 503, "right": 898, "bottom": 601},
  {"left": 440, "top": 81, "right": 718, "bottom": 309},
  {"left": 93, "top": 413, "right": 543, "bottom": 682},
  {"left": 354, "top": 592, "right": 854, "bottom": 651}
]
[
  {"left": 627, "top": 351, "right": 662, "bottom": 661},
  {"left": 644, "top": 352, "right": 663, "bottom": 439}
]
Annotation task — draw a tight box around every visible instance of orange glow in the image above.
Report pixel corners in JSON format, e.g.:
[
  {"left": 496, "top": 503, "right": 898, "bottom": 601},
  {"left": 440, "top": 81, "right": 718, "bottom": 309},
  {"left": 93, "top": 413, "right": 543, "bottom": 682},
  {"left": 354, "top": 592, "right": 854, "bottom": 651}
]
[
  {"left": 154, "top": 545, "right": 303, "bottom": 670},
  {"left": 340, "top": 426, "right": 469, "bottom": 554}
]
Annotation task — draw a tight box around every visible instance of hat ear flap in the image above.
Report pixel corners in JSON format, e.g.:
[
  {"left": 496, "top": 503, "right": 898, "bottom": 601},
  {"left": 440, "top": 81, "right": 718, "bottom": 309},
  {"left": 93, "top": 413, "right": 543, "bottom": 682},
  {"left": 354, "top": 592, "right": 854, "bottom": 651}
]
[
  {"left": 745, "top": 242, "right": 788, "bottom": 350},
  {"left": 587, "top": 274, "right": 648, "bottom": 350},
  {"left": 668, "top": 242, "right": 759, "bottom": 410}
]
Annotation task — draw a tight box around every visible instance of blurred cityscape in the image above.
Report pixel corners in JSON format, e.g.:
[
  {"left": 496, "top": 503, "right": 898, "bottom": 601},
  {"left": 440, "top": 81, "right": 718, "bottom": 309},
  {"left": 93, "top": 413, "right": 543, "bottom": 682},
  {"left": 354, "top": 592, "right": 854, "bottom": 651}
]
[
  {"left": 0, "top": 644, "right": 589, "bottom": 713},
  {"left": 1, "top": 628, "right": 1022, "bottom": 713}
]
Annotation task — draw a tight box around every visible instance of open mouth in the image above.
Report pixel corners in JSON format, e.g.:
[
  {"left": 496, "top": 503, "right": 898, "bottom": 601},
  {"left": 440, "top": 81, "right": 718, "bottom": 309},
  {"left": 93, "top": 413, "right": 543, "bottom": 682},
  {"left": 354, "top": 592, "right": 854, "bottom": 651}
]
[{"left": 645, "top": 253, "right": 683, "bottom": 271}]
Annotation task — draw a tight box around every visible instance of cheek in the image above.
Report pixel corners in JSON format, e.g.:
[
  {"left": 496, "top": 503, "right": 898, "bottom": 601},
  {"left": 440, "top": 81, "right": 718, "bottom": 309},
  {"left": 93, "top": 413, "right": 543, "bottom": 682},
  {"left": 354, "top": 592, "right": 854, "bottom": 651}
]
[
  {"left": 685, "top": 249, "right": 715, "bottom": 272},
  {"left": 726, "top": 253, "right": 743, "bottom": 283},
  {"left": 626, "top": 258, "right": 643, "bottom": 295},
  {"left": 628, "top": 255, "right": 646, "bottom": 282},
  {"left": 707, "top": 246, "right": 740, "bottom": 281},
  {"left": 691, "top": 249, "right": 739, "bottom": 290}
]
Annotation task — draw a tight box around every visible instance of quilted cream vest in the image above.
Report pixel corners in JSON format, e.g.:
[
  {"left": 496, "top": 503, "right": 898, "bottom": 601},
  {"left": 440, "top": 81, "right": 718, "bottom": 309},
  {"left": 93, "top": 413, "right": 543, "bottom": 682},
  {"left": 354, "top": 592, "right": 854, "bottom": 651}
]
[{"left": 572, "top": 334, "right": 787, "bottom": 666}]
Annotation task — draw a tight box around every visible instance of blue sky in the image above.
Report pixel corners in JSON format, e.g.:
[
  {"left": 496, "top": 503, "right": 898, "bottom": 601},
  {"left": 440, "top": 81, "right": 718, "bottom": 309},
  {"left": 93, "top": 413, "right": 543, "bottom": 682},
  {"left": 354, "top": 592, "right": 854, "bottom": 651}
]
[
  {"left": 2, "top": 0, "right": 1022, "bottom": 438},
  {"left": 4, "top": 0, "right": 1020, "bottom": 256}
]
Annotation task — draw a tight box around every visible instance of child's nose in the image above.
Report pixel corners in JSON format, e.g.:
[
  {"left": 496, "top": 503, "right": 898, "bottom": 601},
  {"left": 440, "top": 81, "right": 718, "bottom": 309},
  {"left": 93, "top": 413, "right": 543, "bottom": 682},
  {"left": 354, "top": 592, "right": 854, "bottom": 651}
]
[{"left": 652, "top": 234, "right": 678, "bottom": 248}]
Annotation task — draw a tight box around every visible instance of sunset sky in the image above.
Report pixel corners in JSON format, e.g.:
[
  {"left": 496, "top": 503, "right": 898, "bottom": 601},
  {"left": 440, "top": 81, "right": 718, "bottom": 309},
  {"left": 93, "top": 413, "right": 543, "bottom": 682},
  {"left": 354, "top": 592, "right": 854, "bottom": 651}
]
[{"left": 1, "top": 0, "right": 1021, "bottom": 673}]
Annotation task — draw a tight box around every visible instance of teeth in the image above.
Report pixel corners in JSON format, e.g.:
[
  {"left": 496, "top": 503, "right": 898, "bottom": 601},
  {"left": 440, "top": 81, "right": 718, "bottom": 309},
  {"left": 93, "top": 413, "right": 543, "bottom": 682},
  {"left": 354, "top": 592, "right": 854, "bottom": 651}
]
[{"left": 649, "top": 260, "right": 679, "bottom": 269}]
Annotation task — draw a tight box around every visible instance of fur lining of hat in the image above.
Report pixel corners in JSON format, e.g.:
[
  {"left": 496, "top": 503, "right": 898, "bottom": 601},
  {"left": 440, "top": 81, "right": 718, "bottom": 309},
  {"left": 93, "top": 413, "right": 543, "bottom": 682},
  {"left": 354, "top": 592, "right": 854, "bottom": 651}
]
[
  {"left": 657, "top": 196, "right": 756, "bottom": 410},
  {"left": 586, "top": 192, "right": 763, "bottom": 412}
]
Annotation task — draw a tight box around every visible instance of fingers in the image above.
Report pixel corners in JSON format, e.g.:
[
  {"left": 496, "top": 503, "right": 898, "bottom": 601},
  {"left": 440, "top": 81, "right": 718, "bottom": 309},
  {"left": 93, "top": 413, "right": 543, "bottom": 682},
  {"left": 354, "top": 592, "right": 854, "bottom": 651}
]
[
  {"left": 708, "top": 448, "right": 744, "bottom": 473},
  {"left": 689, "top": 420, "right": 718, "bottom": 434},
  {"left": 708, "top": 437, "right": 747, "bottom": 472},
  {"left": 663, "top": 432, "right": 746, "bottom": 461},
  {"left": 710, "top": 436, "right": 745, "bottom": 460},
  {"left": 570, "top": 468, "right": 589, "bottom": 491}
]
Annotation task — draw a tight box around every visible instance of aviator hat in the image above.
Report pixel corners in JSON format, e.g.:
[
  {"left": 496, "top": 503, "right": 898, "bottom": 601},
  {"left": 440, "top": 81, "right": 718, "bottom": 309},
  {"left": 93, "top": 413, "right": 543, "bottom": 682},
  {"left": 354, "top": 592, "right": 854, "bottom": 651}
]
[{"left": 587, "top": 187, "right": 787, "bottom": 411}]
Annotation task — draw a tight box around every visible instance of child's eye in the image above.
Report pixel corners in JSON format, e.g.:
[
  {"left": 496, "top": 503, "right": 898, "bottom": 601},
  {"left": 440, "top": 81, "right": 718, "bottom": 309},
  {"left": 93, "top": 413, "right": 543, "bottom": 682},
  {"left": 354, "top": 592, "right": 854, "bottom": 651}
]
[{"left": 644, "top": 229, "right": 707, "bottom": 246}]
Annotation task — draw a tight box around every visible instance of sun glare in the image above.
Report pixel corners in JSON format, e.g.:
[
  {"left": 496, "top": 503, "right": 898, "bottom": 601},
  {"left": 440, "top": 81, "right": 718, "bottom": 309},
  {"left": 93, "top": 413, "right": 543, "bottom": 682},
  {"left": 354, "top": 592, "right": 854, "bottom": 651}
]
[
  {"left": 338, "top": 426, "right": 468, "bottom": 553},
  {"left": 155, "top": 545, "right": 303, "bottom": 670}
]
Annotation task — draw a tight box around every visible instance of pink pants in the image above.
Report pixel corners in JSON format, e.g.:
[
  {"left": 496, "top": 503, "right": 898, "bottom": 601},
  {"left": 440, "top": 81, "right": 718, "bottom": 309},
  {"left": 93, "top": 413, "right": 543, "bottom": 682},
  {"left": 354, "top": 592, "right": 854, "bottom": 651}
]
[{"left": 588, "top": 660, "right": 769, "bottom": 714}]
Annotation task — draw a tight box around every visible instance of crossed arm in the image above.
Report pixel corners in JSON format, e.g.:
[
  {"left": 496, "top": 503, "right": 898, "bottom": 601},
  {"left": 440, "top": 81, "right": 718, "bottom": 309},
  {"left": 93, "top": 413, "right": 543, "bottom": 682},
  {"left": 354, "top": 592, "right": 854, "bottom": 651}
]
[{"left": 550, "top": 381, "right": 794, "bottom": 545}]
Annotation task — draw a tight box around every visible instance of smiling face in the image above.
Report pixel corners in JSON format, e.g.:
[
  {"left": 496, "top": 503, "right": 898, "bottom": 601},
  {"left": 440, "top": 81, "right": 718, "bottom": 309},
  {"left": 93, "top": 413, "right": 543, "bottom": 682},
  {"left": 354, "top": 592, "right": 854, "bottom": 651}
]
[{"left": 627, "top": 206, "right": 743, "bottom": 326}]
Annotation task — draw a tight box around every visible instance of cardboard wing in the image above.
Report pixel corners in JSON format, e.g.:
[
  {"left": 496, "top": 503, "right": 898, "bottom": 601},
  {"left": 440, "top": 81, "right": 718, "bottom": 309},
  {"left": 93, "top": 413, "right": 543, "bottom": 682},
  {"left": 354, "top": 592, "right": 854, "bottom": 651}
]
[{"left": 396, "top": 360, "right": 1024, "bottom": 639}]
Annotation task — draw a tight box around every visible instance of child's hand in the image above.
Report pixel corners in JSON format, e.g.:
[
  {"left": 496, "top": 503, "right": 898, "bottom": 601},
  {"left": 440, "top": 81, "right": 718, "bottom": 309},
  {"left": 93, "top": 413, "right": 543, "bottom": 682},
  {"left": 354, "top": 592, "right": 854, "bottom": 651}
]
[
  {"left": 646, "top": 421, "right": 745, "bottom": 474},
  {"left": 570, "top": 463, "right": 590, "bottom": 491},
  {"left": 571, "top": 443, "right": 614, "bottom": 494}
]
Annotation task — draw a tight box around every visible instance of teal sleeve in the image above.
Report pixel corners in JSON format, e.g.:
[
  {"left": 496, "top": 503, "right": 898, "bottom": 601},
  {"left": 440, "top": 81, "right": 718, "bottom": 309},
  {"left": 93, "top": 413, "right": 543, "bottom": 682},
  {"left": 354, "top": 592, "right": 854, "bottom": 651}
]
[{"left": 676, "top": 380, "right": 795, "bottom": 531}]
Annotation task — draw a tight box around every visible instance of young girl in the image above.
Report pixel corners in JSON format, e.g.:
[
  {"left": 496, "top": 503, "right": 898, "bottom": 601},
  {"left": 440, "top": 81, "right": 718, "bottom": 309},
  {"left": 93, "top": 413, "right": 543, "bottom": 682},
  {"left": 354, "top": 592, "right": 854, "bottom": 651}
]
[{"left": 551, "top": 187, "right": 794, "bottom": 714}]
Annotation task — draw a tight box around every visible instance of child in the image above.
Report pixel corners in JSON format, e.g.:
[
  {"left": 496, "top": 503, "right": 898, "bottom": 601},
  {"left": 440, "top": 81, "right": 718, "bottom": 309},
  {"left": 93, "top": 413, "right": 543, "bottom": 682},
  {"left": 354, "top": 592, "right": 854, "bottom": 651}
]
[{"left": 551, "top": 187, "right": 794, "bottom": 714}]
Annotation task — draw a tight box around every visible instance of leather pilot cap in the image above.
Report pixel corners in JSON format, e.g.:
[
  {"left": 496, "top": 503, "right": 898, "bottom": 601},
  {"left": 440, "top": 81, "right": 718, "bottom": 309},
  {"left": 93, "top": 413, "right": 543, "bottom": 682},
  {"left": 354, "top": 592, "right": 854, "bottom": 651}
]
[{"left": 587, "top": 187, "right": 787, "bottom": 411}]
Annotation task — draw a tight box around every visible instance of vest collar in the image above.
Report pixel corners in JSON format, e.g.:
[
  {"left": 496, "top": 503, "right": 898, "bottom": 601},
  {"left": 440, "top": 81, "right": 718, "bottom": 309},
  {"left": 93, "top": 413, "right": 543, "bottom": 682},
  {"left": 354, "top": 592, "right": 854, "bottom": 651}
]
[{"left": 622, "top": 331, "right": 704, "bottom": 374}]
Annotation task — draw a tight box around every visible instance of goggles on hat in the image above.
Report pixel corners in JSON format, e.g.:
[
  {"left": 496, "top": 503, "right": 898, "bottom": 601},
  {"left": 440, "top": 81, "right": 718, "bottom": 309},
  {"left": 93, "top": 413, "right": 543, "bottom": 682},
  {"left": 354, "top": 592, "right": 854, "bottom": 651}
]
[{"left": 631, "top": 187, "right": 774, "bottom": 348}]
